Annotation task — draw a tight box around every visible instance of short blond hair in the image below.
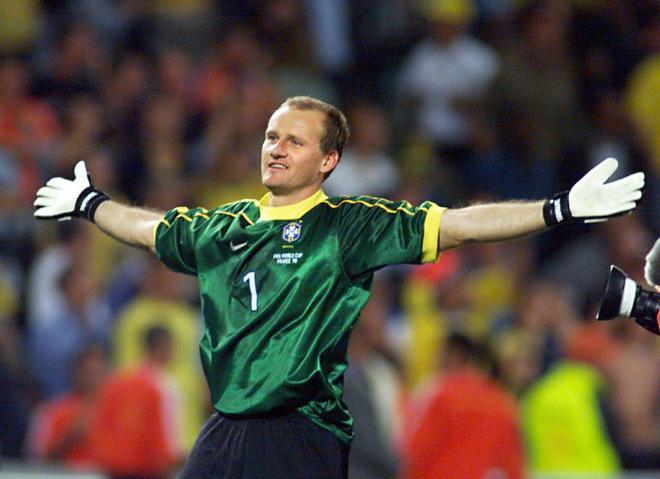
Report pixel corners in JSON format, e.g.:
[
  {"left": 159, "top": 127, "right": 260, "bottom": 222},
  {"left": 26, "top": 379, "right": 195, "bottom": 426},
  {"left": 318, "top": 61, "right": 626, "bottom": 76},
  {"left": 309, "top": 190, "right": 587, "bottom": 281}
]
[{"left": 280, "top": 96, "right": 350, "bottom": 159}]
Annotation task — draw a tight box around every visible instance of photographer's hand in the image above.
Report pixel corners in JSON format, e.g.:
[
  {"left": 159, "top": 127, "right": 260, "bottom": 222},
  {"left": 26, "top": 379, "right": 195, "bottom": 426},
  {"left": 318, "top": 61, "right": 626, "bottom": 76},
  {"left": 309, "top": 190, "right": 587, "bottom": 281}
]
[{"left": 644, "top": 238, "right": 660, "bottom": 289}]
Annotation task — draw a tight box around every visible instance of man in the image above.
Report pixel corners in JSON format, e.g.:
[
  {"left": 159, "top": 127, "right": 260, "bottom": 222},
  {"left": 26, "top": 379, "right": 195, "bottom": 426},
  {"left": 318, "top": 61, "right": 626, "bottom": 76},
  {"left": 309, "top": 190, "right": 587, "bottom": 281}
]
[
  {"left": 27, "top": 344, "right": 109, "bottom": 468},
  {"left": 34, "top": 96, "right": 645, "bottom": 478},
  {"left": 401, "top": 334, "right": 525, "bottom": 479},
  {"left": 93, "top": 326, "right": 184, "bottom": 479}
]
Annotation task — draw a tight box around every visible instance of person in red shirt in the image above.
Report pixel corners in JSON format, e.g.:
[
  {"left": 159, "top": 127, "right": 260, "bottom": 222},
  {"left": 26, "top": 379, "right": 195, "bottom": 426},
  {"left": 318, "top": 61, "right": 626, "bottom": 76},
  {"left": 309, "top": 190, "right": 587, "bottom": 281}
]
[
  {"left": 92, "top": 325, "right": 184, "bottom": 479},
  {"left": 27, "top": 343, "right": 109, "bottom": 468},
  {"left": 401, "top": 333, "right": 526, "bottom": 479}
]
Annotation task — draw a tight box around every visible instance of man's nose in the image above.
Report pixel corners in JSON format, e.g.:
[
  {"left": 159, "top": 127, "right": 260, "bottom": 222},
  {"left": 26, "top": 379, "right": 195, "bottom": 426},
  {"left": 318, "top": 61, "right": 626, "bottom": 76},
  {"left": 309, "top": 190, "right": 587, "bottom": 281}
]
[{"left": 271, "top": 140, "right": 287, "bottom": 158}]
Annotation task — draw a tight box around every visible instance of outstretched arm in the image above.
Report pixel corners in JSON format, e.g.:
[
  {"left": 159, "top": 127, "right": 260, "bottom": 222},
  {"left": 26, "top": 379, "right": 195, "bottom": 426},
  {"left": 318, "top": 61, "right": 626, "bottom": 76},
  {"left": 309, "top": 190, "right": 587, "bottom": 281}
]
[
  {"left": 438, "top": 158, "right": 645, "bottom": 251},
  {"left": 94, "top": 201, "right": 162, "bottom": 251},
  {"left": 34, "top": 161, "right": 163, "bottom": 251},
  {"left": 440, "top": 201, "right": 545, "bottom": 250}
]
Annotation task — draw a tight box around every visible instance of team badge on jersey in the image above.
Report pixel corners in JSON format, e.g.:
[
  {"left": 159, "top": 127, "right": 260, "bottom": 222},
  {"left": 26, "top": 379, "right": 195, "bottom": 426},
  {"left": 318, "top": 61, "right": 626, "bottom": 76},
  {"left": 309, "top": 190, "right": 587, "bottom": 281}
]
[{"left": 282, "top": 222, "right": 301, "bottom": 243}]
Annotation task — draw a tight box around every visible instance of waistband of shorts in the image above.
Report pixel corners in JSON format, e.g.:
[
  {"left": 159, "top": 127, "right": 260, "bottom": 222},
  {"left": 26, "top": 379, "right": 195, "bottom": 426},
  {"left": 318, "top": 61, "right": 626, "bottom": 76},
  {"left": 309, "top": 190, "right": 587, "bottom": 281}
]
[{"left": 215, "top": 407, "right": 303, "bottom": 421}]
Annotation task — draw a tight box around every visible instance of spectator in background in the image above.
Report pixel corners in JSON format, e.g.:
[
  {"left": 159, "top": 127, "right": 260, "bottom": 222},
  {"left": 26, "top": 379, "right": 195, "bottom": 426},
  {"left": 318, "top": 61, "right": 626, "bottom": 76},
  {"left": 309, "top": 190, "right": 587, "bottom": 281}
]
[
  {"left": 492, "top": 279, "right": 580, "bottom": 376},
  {"left": 0, "top": 0, "right": 41, "bottom": 56},
  {"left": 305, "top": 0, "right": 353, "bottom": 79},
  {"left": 113, "top": 255, "right": 204, "bottom": 450},
  {"left": 324, "top": 101, "right": 400, "bottom": 198},
  {"left": 257, "top": 0, "right": 341, "bottom": 104},
  {"left": 155, "top": 47, "right": 197, "bottom": 112},
  {"left": 0, "top": 57, "right": 59, "bottom": 201},
  {"left": 27, "top": 343, "right": 108, "bottom": 469},
  {"left": 521, "top": 327, "right": 621, "bottom": 475},
  {"left": 625, "top": 13, "right": 660, "bottom": 173},
  {"left": 94, "top": 326, "right": 184, "bottom": 479},
  {"left": 103, "top": 52, "right": 151, "bottom": 201},
  {"left": 605, "top": 321, "right": 660, "bottom": 469},
  {"left": 195, "top": 25, "right": 268, "bottom": 117},
  {"left": 399, "top": 238, "right": 530, "bottom": 390},
  {"left": 400, "top": 249, "right": 463, "bottom": 389},
  {"left": 137, "top": 94, "right": 189, "bottom": 187},
  {"left": 585, "top": 90, "right": 648, "bottom": 177},
  {"left": 451, "top": 238, "right": 530, "bottom": 340},
  {"left": 256, "top": 0, "right": 317, "bottom": 71},
  {"left": 349, "top": 0, "right": 421, "bottom": 102},
  {"left": 542, "top": 214, "right": 653, "bottom": 313},
  {"left": 0, "top": 307, "right": 35, "bottom": 459},
  {"left": 27, "top": 222, "right": 85, "bottom": 331},
  {"left": 401, "top": 333, "right": 525, "bottom": 479},
  {"left": 51, "top": 94, "right": 107, "bottom": 176},
  {"left": 343, "top": 276, "right": 402, "bottom": 479},
  {"left": 624, "top": 12, "right": 660, "bottom": 230},
  {"left": 28, "top": 261, "right": 112, "bottom": 399},
  {"left": 32, "top": 20, "right": 104, "bottom": 100},
  {"left": 487, "top": 0, "right": 584, "bottom": 195},
  {"left": 151, "top": 0, "right": 216, "bottom": 58},
  {"left": 397, "top": 0, "right": 498, "bottom": 198}
]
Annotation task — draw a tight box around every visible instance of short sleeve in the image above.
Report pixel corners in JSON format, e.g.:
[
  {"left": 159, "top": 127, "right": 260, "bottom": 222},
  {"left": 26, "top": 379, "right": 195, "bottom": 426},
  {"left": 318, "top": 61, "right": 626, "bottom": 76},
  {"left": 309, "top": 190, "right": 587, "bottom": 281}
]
[
  {"left": 155, "top": 207, "right": 210, "bottom": 275},
  {"left": 338, "top": 198, "right": 445, "bottom": 278}
]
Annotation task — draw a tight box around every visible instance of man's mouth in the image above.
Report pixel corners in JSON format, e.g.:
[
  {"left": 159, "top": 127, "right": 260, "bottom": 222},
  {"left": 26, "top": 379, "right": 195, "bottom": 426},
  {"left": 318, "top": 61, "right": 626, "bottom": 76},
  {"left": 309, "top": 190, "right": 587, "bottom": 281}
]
[{"left": 268, "top": 162, "right": 288, "bottom": 170}]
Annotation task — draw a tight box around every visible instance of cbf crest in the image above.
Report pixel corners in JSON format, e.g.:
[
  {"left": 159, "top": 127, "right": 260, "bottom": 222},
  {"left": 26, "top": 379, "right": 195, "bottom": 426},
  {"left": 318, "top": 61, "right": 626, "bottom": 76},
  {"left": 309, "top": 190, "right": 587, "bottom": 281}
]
[{"left": 282, "top": 222, "right": 301, "bottom": 243}]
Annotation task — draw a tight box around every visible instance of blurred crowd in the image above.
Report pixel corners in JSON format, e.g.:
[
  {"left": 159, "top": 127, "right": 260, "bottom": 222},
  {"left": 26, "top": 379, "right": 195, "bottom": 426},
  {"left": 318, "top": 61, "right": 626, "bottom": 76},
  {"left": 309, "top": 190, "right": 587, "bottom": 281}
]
[{"left": 0, "top": 0, "right": 658, "bottom": 478}]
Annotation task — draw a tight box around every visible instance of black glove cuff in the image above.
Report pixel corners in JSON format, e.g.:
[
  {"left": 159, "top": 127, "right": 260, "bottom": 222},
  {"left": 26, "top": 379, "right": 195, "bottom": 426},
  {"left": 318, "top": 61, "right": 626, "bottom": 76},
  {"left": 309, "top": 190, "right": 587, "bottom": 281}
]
[
  {"left": 543, "top": 191, "right": 572, "bottom": 226},
  {"left": 75, "top": 186, "right": 110, "bottom": 222}
]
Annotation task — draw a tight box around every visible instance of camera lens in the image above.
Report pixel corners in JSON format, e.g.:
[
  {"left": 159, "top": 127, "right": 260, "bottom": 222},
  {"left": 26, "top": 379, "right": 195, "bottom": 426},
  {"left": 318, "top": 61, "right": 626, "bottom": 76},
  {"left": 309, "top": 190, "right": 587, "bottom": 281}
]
[
  {"left": 597, "top": 265, "right": 660, "bottom": 336},
  {"left": 631, "top": 289, "right": 660, "bottom": 335}
]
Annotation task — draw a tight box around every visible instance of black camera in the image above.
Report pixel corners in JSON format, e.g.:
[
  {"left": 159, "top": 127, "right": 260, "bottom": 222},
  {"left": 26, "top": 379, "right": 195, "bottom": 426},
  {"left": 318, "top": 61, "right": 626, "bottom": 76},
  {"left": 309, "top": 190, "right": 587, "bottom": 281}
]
[{"left": 597, "top": 265, "right": 660, "bottom": 336}]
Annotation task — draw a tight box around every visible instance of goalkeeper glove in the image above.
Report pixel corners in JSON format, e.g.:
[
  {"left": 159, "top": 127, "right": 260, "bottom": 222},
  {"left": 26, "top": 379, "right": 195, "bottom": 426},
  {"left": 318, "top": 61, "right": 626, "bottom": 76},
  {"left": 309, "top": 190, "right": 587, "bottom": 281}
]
[
  {"left": 543, "top": 157, "right": 644, "bottom": 226},
  {"left": 34, "top": 161, "right": 110, "bottom": 222}
]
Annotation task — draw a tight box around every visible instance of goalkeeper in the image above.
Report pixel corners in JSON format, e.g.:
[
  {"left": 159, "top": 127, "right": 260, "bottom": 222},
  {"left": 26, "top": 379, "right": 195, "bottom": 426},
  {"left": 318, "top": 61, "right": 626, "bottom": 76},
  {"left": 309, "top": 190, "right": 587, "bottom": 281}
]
[{"left": 34, "top": 96, "right": 645, "bottom": 479}]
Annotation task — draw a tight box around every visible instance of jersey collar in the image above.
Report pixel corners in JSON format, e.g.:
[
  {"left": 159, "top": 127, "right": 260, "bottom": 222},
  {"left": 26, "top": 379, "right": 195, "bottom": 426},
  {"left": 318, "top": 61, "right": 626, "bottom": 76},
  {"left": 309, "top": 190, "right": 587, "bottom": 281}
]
[{"left": 258, "top": 189, "right": 328, "bottom": 221}]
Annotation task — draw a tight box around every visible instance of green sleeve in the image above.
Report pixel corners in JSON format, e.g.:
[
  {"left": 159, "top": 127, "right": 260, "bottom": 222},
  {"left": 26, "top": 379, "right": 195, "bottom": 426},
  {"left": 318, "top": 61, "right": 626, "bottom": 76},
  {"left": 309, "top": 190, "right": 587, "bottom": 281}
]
[
  {"left": 154, "top": 206, "right": 212, "bottom": 275},
  {"left": 337, "top": 197, "right": 445, "bottom": 278}
]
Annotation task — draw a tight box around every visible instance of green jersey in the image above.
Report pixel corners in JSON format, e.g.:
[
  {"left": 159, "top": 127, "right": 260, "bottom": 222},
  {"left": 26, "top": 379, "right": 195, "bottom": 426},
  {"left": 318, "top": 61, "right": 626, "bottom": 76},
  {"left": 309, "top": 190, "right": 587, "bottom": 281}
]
[{"left": 155, "top": 189, "right": 444, "bottom": 443}]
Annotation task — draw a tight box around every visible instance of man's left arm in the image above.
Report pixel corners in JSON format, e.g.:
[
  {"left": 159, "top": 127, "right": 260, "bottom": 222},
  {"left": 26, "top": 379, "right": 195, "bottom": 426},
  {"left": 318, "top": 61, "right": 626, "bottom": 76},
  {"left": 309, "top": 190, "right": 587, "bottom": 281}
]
[
  {"left": 440, "top": 201, "right": 545, "bottom": 250},
  {"left": 439, "top": 158, "right": 644, "bottom": 251}
]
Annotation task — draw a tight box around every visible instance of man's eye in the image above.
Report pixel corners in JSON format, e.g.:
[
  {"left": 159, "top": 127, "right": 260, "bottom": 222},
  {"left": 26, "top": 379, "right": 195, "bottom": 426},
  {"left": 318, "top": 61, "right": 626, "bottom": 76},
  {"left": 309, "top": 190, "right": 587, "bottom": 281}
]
[{"left": 291, "top": 139, "right": 302, "bottom": 146}]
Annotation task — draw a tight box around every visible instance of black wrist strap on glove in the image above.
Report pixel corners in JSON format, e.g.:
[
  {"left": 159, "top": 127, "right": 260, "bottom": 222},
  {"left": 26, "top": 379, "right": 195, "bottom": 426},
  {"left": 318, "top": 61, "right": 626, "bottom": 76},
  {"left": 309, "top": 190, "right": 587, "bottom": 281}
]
[
  {"left": 75, "top": 186, "right": 110, "bottom": 222},
  {"left": 543, "top": 191, "right": 572, "bottom": 226}
]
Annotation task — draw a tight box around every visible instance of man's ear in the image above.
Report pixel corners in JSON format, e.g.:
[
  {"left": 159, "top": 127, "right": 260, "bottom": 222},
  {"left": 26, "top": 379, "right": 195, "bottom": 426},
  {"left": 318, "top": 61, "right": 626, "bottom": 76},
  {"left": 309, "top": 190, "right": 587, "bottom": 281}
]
[{"left": 320, "top": 151, "right": 339, "bottom": 174}]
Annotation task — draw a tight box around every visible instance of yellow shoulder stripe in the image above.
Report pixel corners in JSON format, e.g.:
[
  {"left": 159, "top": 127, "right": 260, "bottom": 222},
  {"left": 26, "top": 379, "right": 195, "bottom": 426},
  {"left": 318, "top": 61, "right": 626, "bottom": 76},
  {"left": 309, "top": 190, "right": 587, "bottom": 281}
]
[
  {"left": 158, "top": 213, "right": 191, "bottom": 226},
  {"left": 321, "top": 198, "right": 416, "bottom": 216},
  {"left": 175, "top": 213, "right": 193, "bottom": 222},
  {"left": 214, "top": 210, "right": 254, "bottom": 225},
  {"left": 159, "top": 205, "right": 254, "bottom": 230}
]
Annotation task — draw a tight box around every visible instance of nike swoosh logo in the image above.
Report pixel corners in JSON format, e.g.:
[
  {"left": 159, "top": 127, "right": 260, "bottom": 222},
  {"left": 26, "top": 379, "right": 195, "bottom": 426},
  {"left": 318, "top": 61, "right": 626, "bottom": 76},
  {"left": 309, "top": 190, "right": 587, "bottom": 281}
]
[{"left": 230, "top": 241, "right": 248, "bottom": 252}]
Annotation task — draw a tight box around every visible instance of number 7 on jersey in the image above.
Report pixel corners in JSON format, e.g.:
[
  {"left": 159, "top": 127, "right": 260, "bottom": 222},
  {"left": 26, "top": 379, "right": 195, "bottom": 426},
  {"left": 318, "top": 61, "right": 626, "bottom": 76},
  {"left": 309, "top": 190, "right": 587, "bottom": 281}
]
[{"left": 243, "top": 271, "right": 258, "bottom": 311}]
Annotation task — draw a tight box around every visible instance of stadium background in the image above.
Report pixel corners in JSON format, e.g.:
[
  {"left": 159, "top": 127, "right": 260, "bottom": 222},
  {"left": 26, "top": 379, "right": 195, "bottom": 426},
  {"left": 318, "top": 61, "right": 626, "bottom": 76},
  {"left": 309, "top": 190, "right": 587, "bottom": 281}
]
[{"left": 0, "top": 0, "right": 658, "bottom": 477}]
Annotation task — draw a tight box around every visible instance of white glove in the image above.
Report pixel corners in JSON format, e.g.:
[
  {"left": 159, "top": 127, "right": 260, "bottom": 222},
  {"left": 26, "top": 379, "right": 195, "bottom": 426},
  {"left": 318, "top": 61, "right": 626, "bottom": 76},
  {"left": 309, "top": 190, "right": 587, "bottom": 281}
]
[
  {"left": 34, "top": 161, "right": 110, "bottom": 222},
  {"left": 543, "top": 157, "right": 645, "bottom": 225}
]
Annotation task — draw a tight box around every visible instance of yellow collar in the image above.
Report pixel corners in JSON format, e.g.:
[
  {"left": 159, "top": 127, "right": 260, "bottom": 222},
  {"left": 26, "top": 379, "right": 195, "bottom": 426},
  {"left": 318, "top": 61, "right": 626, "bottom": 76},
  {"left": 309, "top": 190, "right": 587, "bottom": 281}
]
[{"left": 258, "top": 189, "right": 328, "bottom": 221}]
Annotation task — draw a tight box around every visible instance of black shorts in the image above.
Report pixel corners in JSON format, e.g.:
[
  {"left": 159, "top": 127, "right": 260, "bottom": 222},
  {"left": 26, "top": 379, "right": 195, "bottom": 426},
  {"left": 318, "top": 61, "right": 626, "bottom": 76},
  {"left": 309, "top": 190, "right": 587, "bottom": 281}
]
[{"left": 178, "top": 411, "right": 349, "bottom": 479}]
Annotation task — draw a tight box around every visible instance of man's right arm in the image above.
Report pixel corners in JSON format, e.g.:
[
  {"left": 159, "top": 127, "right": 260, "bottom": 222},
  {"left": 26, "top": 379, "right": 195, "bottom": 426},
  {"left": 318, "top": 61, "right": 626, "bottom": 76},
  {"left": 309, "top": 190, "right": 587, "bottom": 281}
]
[
  {"left": 34, "top": 161, "right": 164, "bottom": 253},
  {"left": 94, "top": 201, "right": 163, "bottom": 252}
]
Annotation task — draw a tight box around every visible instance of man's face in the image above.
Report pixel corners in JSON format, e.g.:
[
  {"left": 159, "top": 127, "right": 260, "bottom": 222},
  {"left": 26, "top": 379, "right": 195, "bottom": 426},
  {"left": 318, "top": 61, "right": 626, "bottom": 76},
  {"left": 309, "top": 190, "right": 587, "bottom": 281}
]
[{"left": 261, "top": 106, "right": 335, "bottom": 195}]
